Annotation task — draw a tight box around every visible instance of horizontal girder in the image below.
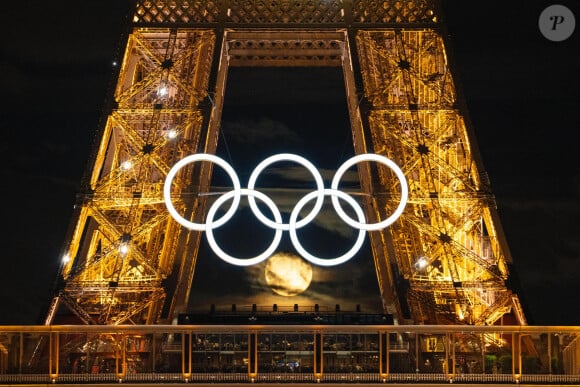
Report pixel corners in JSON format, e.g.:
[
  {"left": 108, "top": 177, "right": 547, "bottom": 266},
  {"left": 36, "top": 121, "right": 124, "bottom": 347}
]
[{"left": 132, "top": 0, "right": 438, "bottom": 28}]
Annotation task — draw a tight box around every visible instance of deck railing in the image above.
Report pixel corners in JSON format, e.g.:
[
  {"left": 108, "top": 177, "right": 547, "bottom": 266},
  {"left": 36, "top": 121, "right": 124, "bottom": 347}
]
[{"left": 1, "top": 324, "right": 580, "bottom": 384}]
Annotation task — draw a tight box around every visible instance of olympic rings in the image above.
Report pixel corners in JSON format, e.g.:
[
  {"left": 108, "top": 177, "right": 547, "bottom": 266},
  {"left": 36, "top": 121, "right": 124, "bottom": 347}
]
[
  {"left": 247, "top": 154, "right": 325, "bottom": 231},
  {"left": 289, "top": 189, "right": 366, "bottom": 267},
  {"left": 163, "top": 153, "right": 407, "bottom": 267},
  {"left": 163, "top": 153, "right": 241, "bottom": 231},
  {"left": 206, "top": 189, "right": 283, "bottom": 266},
  {"left": 331, "top": 153, "right": 408, "bottom": 231}
]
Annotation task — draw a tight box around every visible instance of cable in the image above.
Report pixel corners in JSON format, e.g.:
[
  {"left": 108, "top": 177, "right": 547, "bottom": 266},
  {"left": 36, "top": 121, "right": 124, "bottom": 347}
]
[{"left": 219, "top": 124, "right": 235, "bottom": 168}]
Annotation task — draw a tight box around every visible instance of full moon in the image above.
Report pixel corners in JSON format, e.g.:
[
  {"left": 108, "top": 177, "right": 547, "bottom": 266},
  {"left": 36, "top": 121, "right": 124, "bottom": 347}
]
[{"left": 264, "top": 252, "right": 313, "bottom": 296}]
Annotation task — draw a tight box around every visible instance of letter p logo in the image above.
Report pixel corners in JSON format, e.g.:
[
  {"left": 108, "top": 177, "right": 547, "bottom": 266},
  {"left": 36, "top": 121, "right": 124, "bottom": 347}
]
[
  {"left": 550, "top": 15, "right": 566, "bottom": 30},
  {"left": 539, "top": 5, "right": 576, "bottom": 41}
]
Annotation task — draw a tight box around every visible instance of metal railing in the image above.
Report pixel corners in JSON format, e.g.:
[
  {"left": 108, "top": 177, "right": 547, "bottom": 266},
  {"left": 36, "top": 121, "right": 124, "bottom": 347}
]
[{"left": 1, "top": 324, "right": 580, "bottom": 384}]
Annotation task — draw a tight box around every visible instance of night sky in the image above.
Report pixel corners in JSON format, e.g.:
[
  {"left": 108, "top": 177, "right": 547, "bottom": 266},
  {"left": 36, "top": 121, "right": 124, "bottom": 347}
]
[{"left": 0, "top": 0, "right": 578, "bottom": 325}]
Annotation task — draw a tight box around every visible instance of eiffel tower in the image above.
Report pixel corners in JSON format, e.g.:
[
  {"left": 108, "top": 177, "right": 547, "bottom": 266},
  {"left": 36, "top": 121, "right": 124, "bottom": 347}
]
[{"left": 45, "top": 0, "right": 526, "bottom": 326}]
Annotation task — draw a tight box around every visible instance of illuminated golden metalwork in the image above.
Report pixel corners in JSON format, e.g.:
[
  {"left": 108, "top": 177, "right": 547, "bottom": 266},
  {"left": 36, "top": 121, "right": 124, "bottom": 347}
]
[
  {"left": 48, "top": 29, "right": 216, "bottom": 325},
  {"left": 355, "top": 28, "right": 524, "bottom": 325},
  {"left": 48, "top": 0, "right": 524, "bottom": 326}
]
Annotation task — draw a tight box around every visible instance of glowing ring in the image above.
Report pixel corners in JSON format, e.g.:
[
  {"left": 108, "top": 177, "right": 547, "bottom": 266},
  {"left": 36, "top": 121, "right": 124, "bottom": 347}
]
[
  {"left": 247, "top": 153, "right": 325, "bottom": 231},
  {"left": 289, "top": 189, "right": 366, "bottom": 267},
  {"left": 205, "top": 188, "right": 283, "bottom": 266},
  {"left": 163, "top": 153, "right": 241, "bottom": 231},
  {"left": 331, "top": 153, "right": 408, "bottom": 231},
  {"left": 164, "top": 152, "right": 408, "bottom": 267}
]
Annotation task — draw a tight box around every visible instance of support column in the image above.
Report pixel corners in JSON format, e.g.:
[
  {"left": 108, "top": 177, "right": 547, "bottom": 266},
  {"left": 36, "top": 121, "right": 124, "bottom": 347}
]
[
  {"left": 48, "top": 332, "right": 59, "bottom": 380},
  {"left": 314, "top": 331, "right": 323, "bottom": 380},
  {"left": 379, "top": 331, "right": 389, "bottom": 379},
  {"left": 513, "top": 333, "right": 522, "bottom": 381},
  {"left": 181, "top": 332, "right": 191, "bottom": 380},
  {"left": 248, "top": 332, "right": 258, "bottom": 380},
  {"left": 115, "top": 335, "right": 126, "bottom": 380},
  {"left": 445, "top": 332, "right": 455, "bottom": 381}
]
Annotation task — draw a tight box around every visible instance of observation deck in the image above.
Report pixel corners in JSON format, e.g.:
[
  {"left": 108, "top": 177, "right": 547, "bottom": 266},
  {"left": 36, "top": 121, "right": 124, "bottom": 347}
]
[{"left": 2, "top": 322, "right": 580, "bottom": 385}]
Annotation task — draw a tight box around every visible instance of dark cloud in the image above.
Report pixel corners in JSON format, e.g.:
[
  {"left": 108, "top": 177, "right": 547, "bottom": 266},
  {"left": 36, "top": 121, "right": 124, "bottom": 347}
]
[
  {"left": 192, "top": 250, "right": 382, "bottom": 313},
  {"left": 262, "top": 166, "right": 359, "bottom": 186},
  {"left": 222, "top": 117, "right": 301, "bottom": 146}
]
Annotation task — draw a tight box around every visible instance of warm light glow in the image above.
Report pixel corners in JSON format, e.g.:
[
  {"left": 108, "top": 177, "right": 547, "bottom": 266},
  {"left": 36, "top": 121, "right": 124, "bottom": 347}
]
[
  {"left": 121, "top": 160, "right": 132, "bottom": 170},
  {"left": 264, "top": 252, "right": 313, "bottom": 296},
  {"left": 158, "top": 86, "right": 168, "bottom": 96},
  {"left": 167, "top": 129, "right": 178, "bottom": 139},
  {"left": 62, "top": 254, "right": 71, "bottom": 264},
  {"left": 415, "top": 256, "right": 428, "bottom": 270},
  {"left": 119, "top": 243, "right": 129, "bottom": 256},
  {"left": 457, "top": 304, "right": 465, "bottom": 320}
]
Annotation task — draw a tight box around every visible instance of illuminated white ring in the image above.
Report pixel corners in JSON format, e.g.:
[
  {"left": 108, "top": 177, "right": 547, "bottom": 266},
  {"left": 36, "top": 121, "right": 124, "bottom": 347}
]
[
  {"left": 289, "top": 189, "right": 366, "bottom": 267},
  {"left": 205, "top": 188, "right": 283, "bottom": 266},
  {"left": 247, "top": 153, "right": 325, "bottom": 231},
  {"left": 164, "top": 153, "right": 408, "bottom": 267},
  {"left": 331, "top": 154, "right": 408, "bottom": 231},
  {"left": 163, "top": 154, "right": 241, "bottom": 231}
]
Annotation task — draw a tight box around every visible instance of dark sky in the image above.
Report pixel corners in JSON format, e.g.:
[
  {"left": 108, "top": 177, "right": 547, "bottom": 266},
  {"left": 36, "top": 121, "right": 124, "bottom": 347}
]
[
  {"left": 188, "top": 64, "right": 382, "bottom": 315},
  {"left": 0, "top": 0, "right": 578, "bottom": 325}
]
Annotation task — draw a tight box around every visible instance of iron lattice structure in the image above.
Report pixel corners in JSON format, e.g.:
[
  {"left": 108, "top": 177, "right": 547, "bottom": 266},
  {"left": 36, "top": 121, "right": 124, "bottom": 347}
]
[{"left": 47, "top": 0, "right": 526, "bottom": 326}]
